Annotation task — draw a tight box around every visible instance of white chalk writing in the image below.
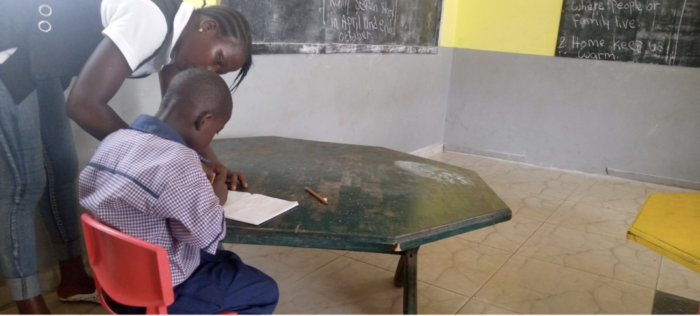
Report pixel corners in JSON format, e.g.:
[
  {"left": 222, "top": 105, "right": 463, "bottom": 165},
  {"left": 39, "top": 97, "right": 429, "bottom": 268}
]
[
  {"left": 558, "top": 0, "right": 667, "bottom": 62},
  {"left": 326, "top": 0, "right": 397, "bottom": 44}
]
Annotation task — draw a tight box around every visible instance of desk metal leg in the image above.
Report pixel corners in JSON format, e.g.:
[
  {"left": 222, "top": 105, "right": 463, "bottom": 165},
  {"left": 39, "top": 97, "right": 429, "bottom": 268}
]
[
  {"left": 393, "top": 247, "right": 419, "bottom": 314},
  {"left": 394, "top": 253, "right": 405, "bottom": 287}
]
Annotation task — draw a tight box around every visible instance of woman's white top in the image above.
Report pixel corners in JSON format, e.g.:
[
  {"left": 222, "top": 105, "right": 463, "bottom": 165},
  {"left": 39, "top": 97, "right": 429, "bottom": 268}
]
[{"left": 102, "top": 0, "right": 194, "bottom": 77}]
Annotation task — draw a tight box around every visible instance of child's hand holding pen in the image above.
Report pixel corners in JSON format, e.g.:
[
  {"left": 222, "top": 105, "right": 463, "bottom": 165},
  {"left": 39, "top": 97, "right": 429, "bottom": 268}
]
[
  {"left": 203, "top": 162, "right": 248, "bottom": 191},
  {"left": 210, "top": 172, "right": 229, "bottom": 206}
]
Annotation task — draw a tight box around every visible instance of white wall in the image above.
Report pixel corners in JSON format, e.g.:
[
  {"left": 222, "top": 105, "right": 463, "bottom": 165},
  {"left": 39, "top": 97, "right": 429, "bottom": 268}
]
[
  {"left": 444, "top": 48, "right": 700, "bottom": 185},
  {"left": 73, "top": 50, "right": 454, "bottom": 166}
]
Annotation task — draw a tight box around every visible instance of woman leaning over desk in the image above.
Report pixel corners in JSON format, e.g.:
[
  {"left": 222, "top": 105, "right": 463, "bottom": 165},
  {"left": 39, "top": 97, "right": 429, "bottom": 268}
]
[{"left": 0, "top": 0, "right": 251, "bottom": 313}]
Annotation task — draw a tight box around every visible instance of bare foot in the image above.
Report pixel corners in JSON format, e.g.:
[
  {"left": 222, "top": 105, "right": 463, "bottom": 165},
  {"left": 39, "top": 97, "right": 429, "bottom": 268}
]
[
  {"left": 16, "top": 295, "right": 51, "bottom": 314},
  {"left": 56, "top": 256, "right": 96, "bottom": 300}
]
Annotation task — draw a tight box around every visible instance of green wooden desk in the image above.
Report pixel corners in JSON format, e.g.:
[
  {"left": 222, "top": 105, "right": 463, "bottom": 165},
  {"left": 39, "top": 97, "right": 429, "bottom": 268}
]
[{"left": 212, "top": 137, "right": 511, "bottom": 314}]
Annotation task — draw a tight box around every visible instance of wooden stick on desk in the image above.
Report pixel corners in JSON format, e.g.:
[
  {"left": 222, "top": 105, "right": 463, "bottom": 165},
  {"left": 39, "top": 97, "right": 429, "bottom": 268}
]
[{"left": 305, "top": 187, "right": 328, "bottom": 204}]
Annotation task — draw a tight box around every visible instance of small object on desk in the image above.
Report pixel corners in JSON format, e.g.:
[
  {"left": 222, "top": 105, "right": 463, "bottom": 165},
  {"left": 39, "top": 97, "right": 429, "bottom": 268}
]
[
  {"left": 305, "top": 187, "right": 328, "bottom": 204},
  {"left": 223, "top": 191, "right": 298, "bottom": 225}
]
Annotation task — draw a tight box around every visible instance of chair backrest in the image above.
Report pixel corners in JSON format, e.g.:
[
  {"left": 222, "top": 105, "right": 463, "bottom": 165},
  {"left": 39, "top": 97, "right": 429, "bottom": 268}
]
[{"left": 81, "top": 213, "right": 174, "bottom": 314}]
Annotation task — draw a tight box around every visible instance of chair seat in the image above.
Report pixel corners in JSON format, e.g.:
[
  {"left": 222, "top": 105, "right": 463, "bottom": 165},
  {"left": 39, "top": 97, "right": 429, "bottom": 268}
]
[
  {"left": 81, "top": 213, "right": 236, "bottom": 315},
  {"left": 627, "top": 193, "right": 700, "bottom": 274}
]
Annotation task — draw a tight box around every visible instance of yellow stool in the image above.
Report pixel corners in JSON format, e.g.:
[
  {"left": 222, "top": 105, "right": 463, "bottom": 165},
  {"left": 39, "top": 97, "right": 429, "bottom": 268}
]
[{"left": 627, "top": 193, "right": 700, "bottom": 274}]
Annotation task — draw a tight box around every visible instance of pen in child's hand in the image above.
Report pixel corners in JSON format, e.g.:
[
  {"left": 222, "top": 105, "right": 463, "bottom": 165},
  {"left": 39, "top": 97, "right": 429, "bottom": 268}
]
[{"left": 210, "top": 174, "right": 216, "bottom": 184}]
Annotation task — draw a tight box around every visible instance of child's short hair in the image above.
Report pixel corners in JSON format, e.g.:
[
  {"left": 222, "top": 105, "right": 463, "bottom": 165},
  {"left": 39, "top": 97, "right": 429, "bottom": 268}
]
[{"left": 162, "top": 68, "right": 231, "bottom": 116}]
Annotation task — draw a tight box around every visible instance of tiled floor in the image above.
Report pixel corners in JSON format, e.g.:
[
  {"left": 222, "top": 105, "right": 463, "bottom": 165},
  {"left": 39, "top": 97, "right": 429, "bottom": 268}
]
[{"left": 2, "top": 151, "right": 699, "bottom": 314}]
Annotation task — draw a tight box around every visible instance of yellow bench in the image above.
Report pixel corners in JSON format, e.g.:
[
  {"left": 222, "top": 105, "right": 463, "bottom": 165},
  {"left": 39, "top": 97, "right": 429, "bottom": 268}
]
[{"left": 627, "top": 193, "right": 700, "bottom": 274}]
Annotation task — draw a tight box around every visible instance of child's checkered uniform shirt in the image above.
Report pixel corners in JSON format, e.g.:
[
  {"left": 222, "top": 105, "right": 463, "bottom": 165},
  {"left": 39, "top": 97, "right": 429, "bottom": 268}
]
[{"left": 79, "top": 115, "right": 225, "bottom": 286}]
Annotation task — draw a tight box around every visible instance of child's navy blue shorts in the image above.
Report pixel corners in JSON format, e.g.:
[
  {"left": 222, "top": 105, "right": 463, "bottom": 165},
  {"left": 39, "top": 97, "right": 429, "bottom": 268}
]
[{"left": 105, "top": 249, "right": 279, "bottom": 314}]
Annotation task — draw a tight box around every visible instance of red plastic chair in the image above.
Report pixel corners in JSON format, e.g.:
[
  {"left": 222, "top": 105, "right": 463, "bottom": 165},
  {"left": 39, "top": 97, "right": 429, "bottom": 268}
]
[{"left": 81, "top": 213, "right": 235, "bottom": 315}]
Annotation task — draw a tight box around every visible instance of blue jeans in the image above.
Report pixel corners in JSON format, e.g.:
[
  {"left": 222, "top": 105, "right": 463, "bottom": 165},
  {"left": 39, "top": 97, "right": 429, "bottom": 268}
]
[{"left": 0, "top": 78, "right": 82, "bottom": 301}]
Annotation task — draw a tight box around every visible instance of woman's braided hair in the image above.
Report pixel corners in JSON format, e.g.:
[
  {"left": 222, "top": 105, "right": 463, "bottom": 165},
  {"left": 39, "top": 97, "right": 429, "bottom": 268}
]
[{"left": 197, "top": 3, "right": 253, "bottom": 92}]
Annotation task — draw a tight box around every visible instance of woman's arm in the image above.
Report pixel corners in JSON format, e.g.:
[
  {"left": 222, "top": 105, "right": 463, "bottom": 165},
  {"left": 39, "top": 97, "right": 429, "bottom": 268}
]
[{"left": 66, "top": 37, "right": 133, "bottom": 141}]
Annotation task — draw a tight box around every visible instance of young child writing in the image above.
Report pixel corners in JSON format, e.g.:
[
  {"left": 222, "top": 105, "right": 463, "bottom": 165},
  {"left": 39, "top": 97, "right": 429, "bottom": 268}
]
[{"left": 78, "top": 68, "right": 278, "bottom": 314}]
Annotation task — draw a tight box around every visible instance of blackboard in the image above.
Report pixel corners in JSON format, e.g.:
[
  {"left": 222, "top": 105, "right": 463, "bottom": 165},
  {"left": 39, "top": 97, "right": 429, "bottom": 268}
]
[
  {"left": 555, "top": 0, "right": 700, "bottom": 67},
  {"left": 223, "top": 0, "right": 442, "bottom": 54}
]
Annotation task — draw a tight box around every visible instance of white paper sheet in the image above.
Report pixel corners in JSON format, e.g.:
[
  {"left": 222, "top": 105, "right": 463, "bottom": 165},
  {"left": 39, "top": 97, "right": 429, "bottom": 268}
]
[{"left": 223, "top": 191, "right": 298, "bottom": 225}]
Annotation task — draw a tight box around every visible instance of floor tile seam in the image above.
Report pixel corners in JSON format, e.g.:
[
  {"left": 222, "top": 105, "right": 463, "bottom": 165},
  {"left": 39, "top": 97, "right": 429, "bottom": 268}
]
[
  {"left": 406, "top": 280, "right": 474, "bottom": 315},
  {"left": 464, "top": 297, "right": 523, "bottom": 315},
  {"left": 340, "top": 255, "right": 401, "bottom": 278},
  {"left": 509, "top": 212, "right": 546, "bottom": 224},
  {"left": 305, "top": 255, "right": 465, "bottom": 311},
  {"left": 452, "top": 218, "right": 540, "bottom": 254},
  {"left": 544, "top": 218, "right": 633, "bottom": 242},
  {"left": 507, "top": 218, "right": 546, "bottom": 256},
  {"left": 655, "top": 256, "right": 664, "bottom": 292},
  {"left": 277, "top": 255, "right": 345, "bottom": 291},
  {"left": 536, "top": 220, "right": 638, "bottom": 245},
  {"left": 469, "top": 248, "right": 519, "bottom": 307},
  {"left": 416, "top": 280, "right": 471, "bottom": 302},
  {"left": 556, "top": 178, "right": 588, "bottom": 202},
  {"left": 532, "top": 200, "right": 566, "bottom": 223},
  {"left": 518, "top": 222, "right": 664, "bottom": 286},
  {"left": 338, "top": 242, "right": 520, "bottom": 294},
  {"left": 454, "top": 236, "right": 519, "bottom": 258},
  {"left": 486, "top": 173, "right": 592, "bottom": 185},
  {"left": 521, "top": 255, "right": 660, "bottom": 291},
  {"left": 423, "top": 237, "right": 520, "bottom": 298},
  {"left": 544, "top": 201, "right": 639, "bottom": 241},
  {"left": 454, "top": 298, "right": 469, "bottom": 315},
  {"left": 653, "top": 289, "right": 700, "bottom": 309},
  {"left": 654, "top": 259, "right": 700, "bottom": 302},
  {"left": 649, "top": 290, "right": 658, "bottom": 314},
  {"left": 510, "top": 220, "right": 660, "bottom": 290},
  {"left": 567, "top": 197, "right": 646, "bottom": 215},
  {"left": 340, "top": 253, "right": 398, "bottom": 274},
  {"left": 494, "top": 187, "right": 568, "bottom": 202}
]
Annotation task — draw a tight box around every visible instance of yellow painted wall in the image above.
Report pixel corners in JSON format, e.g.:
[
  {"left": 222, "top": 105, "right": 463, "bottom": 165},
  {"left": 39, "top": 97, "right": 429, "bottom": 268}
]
[
  {"left": 183, "top": 0, "right": 219, "bottom": 8},
  {"left": 441, "top": 0, "right": 563, "bottom": 56},
  {"left": 440, "top": 0, "right": 460, "bottom": 47}
]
